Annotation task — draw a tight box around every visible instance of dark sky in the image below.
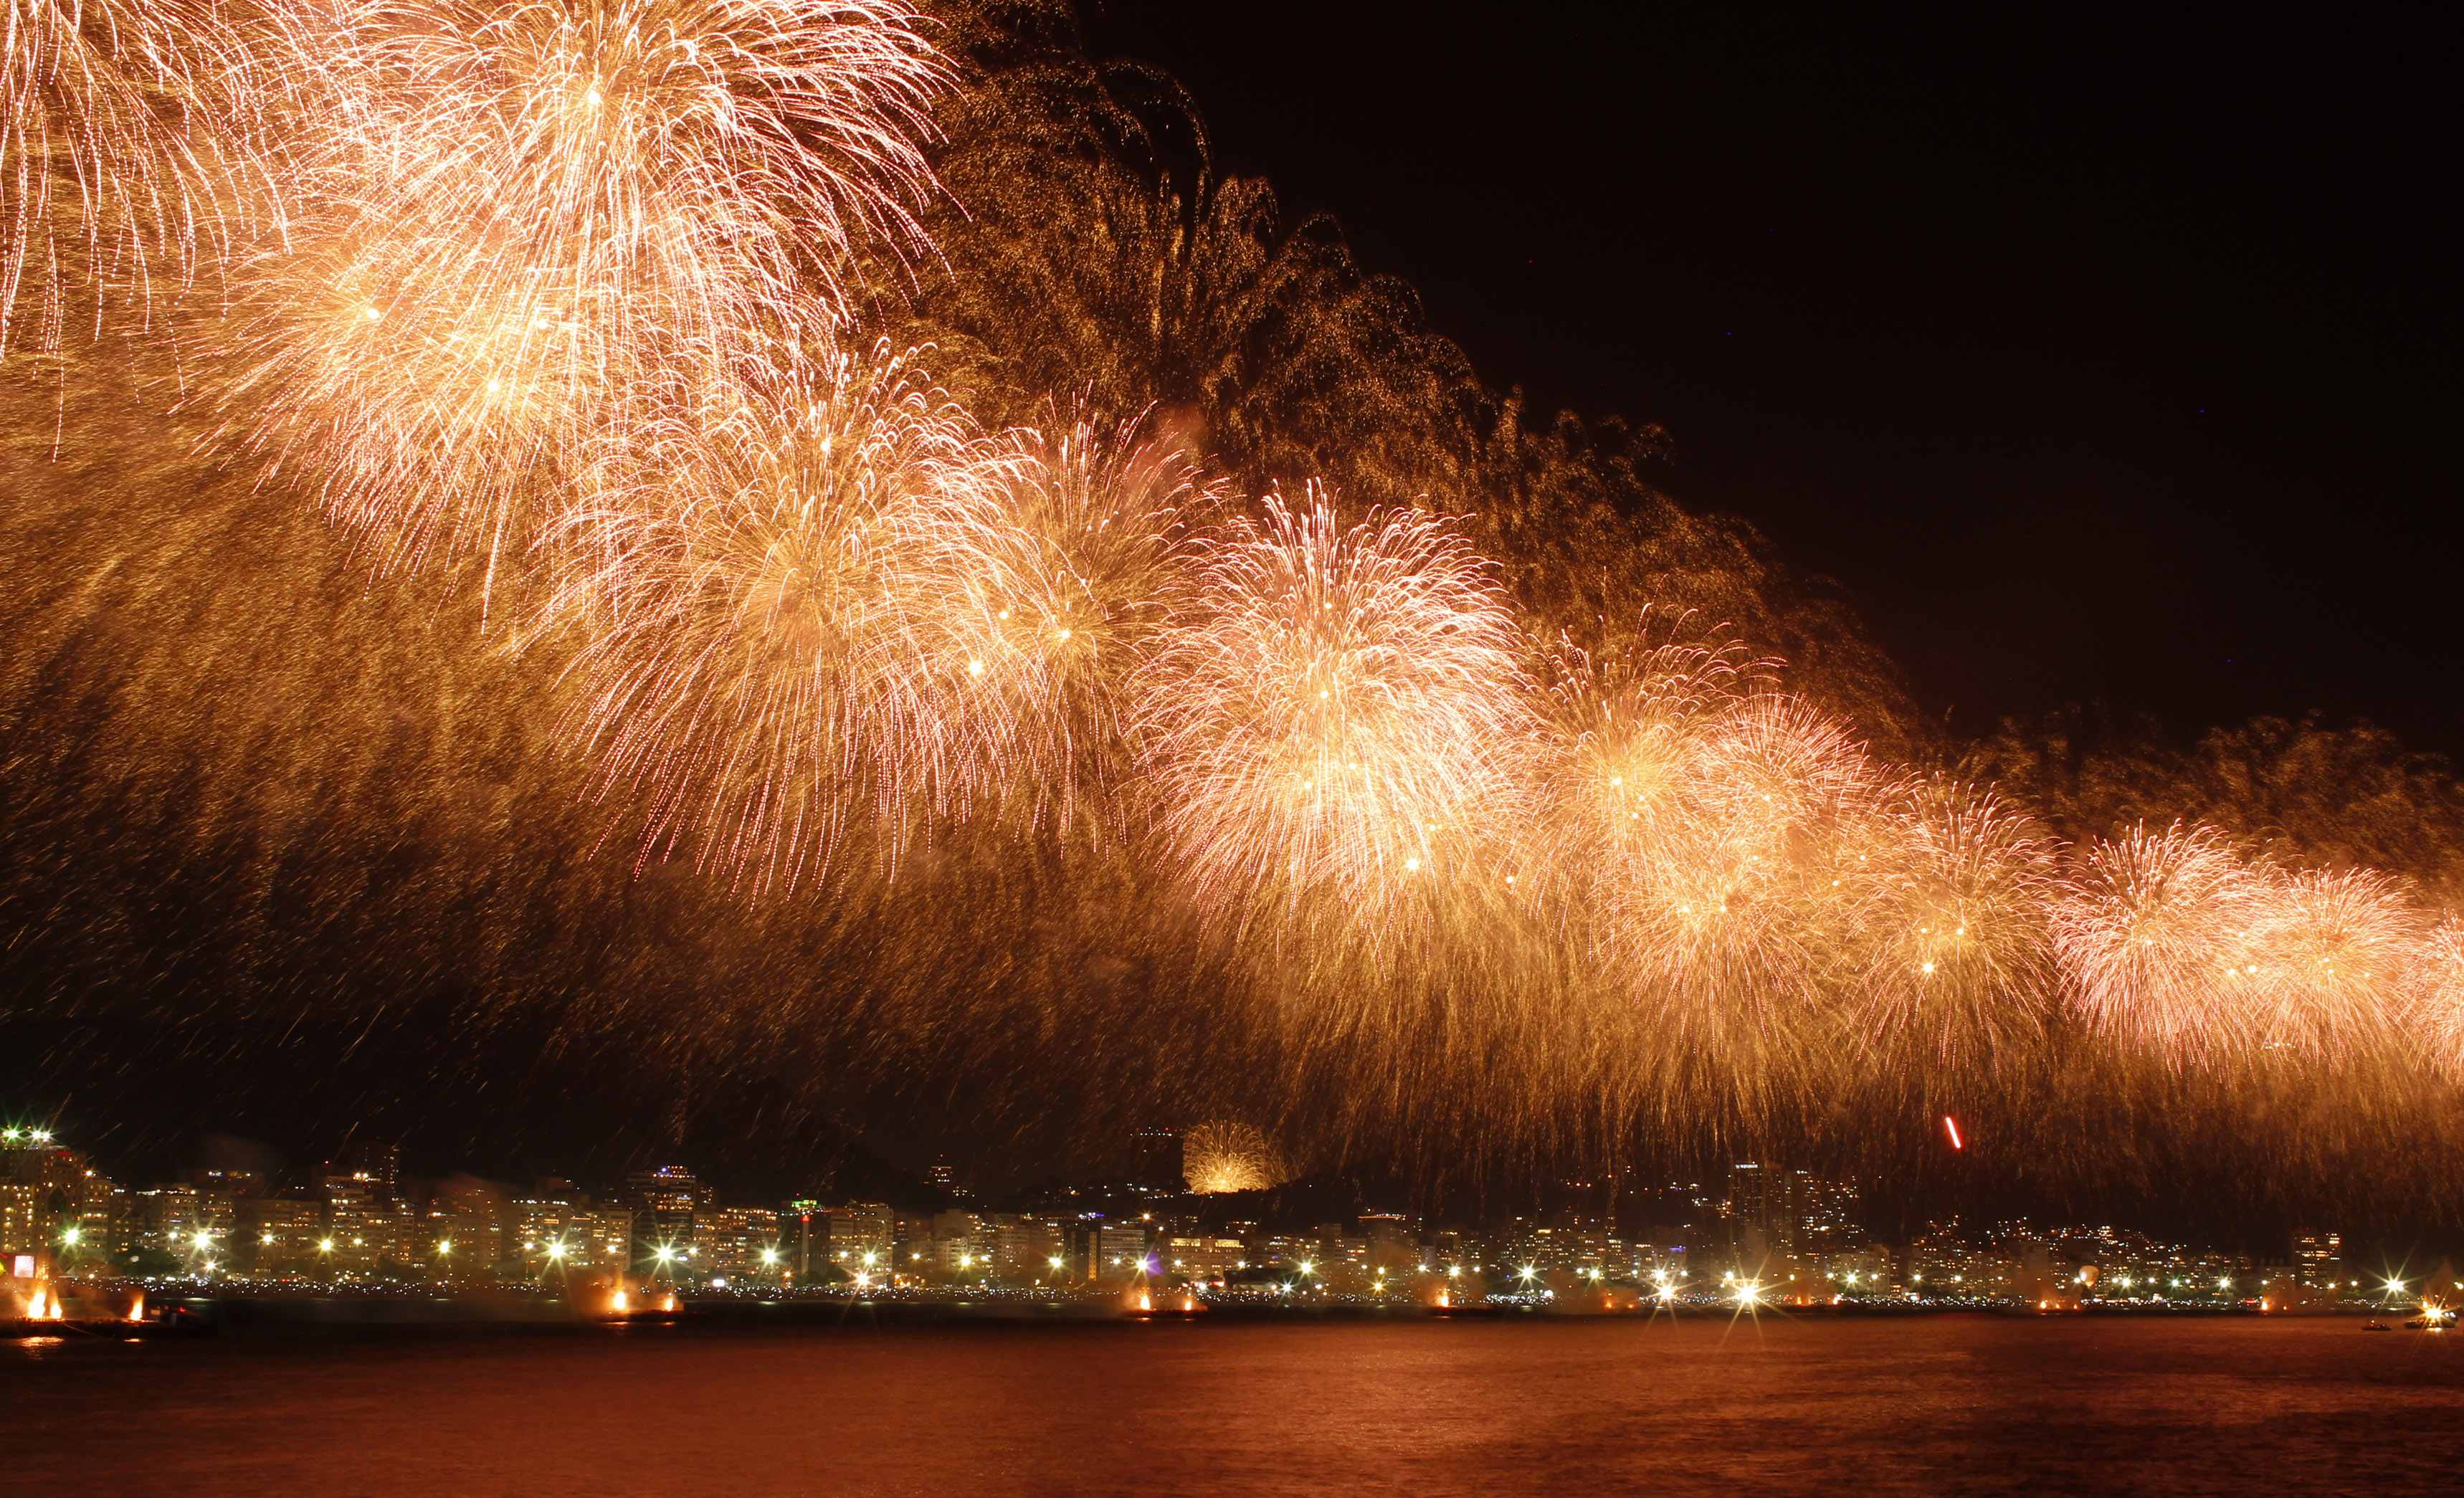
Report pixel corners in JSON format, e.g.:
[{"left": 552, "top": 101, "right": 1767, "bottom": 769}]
[{"left": 1088, "top": 1, "right": 2463, "bottom": 751}]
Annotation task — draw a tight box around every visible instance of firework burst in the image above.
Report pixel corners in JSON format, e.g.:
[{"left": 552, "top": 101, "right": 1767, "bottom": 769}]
[
  {"left": 1133, "top": 487, "right": 1538, "bottom": 982},
  {"left": 2052, "top": 820, "right": 2266, "bottom": 1067},
  {"left": 537, "top": 341, "right": 1024, "bottom": 895},
  {"left": 1181, "top": 1119, "right": 1288, "bottom": 1193},
  {"left": 2227, "top": 866, "right": 2420, "bottom": 1066},
  {"left": 1568, "top": 686, "right": 1880, "bottom": 1120},
  {"left": 2419, "top": 917, "right": 2464, "bottom": 1084},
  {"left": 1849, "top": 776, "right": 2057, "bottom": 1077},
  {"left": 963, "top": 404, "right": 1222, "bottom": 831},
  {"left": 211, "top": 0, "right": 950, "bottom": 573}
]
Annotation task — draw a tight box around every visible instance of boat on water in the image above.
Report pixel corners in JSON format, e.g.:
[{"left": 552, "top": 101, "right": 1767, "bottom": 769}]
[{"left": 2364, "top": 1319, "right": 2393, "bottom": 1330}]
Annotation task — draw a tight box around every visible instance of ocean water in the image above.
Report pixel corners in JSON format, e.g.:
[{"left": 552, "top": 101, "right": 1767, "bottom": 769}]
[{"left": 10, "top": 1313, "right": 2462, "bottom": 1494}]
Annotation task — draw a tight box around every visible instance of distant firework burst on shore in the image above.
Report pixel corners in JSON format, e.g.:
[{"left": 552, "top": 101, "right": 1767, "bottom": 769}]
[{"left": 1181, "top": 1120, "right": 1288, "bottom": 1194}]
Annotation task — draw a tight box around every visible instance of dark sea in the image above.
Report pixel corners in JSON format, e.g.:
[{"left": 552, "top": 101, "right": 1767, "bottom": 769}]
[{"left": 11, "top": 1314, "right": 2463, "bottom": 1494}]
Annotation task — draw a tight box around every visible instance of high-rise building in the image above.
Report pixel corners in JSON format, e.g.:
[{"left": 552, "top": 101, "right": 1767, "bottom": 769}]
[
  {"left": 624, "top": 1165, "right": 712, "bottom": 1251},
  {"left": 1095, "top": 1220, "right": 1152, "bottom": 1278},
  {"left": 1, "top": 1134, "right": 96, "bottom": 1254},
  {"left": 133, "top": 1184, "right": 234, "bottom": 1260},
  {"left": 692, "top": 1206, "right": 783, "bottom": 1276},
  {"left": 241, "top": 1196, "right": 327, "bottom": 1273},
  {"left": 1130, "top": 1127, "right": 1184, "bottom": 1193},
  {"left": 822, "top": 1201, "right": 895, "bottom": 1264},
  {"left": 989, "top": 1215, "right": 1065, "bottom": 1277},
  {"left": 1726, "top": 1161, "right": 1812, "bottom": 1259},
  {"left": 2293, "top": 1229, "right": 2344, "bottom": 1286},
  {"left": 317, "top": 1143, "right": 399, "bottom": 1196}
]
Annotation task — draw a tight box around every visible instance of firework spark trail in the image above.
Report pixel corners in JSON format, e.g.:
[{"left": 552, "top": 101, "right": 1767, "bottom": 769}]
[
  {"left": 1133, "top": 487, "right": 1539, "bottom": 970},
  {"left": 208, "top": 0, "right": 949, "bottom": 576},
  {"left": 0, "top": 0, "right": 272, "bottom": 359},
  {"left": 537, "top": 340, "right": 1026, "bottom": 896}
]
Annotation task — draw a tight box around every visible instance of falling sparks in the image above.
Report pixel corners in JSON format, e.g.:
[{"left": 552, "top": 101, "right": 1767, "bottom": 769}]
[{"left": 0, "top": 1, "right": 2455, "bottom": 1199}]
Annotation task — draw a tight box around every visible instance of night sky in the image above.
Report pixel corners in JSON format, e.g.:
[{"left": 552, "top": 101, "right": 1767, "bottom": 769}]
[{"left": 1089, "top": 1, "right": 2463, "bottom": 751}]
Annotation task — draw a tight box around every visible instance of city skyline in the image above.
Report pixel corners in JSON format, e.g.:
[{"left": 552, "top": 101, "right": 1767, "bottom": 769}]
[{"left": 9, "top": 1119, "right": 2433, "bottom": 1309}]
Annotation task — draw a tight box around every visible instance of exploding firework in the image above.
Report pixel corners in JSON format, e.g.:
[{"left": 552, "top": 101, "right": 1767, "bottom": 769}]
[
  {"left": 2052, "top": 821, "right": 2267, "bottom": 1067},
  {"left": 2227, "top": 865, "right": 2419, "bottom": 1065},
  {"left": 536, "top": 340, "right": 1024, "bottom": 894},
  {"left": 1554, "top": 678, "right": 1880, "bottom": 1122},
  {"left": 962, "top": 404, "right": 1222, "bottom": 830},
  {"left": 1849, "top": 776, "right": 2057, "bottom": 1077},
  {"left": 1535, "top": 621, "right": 1773, "bottom": 870},
  {"left": 210, "top": 0, "right": 951, "bottom": 574},
  {"left": 1181, "top": 1119, "right": 1288, "bottom": 1193},
  {"left": 2420, "top": 918, "right": 2464, "bottom": 1084},
  {"left": 1132, "top": 487, "right": 1538, "bottom": 972}
]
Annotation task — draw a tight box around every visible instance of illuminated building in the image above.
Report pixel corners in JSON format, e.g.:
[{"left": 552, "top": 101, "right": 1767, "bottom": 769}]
[
  {"left": 822, "top": 1201, "right": 895, "bottom": 1262},
  {"left": 624, "top": 1165, "right": 713, "bottom": 1250},
  {"left": 1, "top": 1135, "right": 105, "bottom": 1256},
  {"left": 566, "top": 1208, "right": 634, "bottom": 1268},
  {"left": 317, "top": 1143, "right": 400, "bottom": 1196},
  {"left": 989, "top": 1215, "right": 1066, "bottom": 1277},
  {"left": 319, "top": 1175, "right": 384, "bottom": 1272},
  {"left": 1094, "top": 1220, "right": 1152, "bottom": 1280},
  {"left": 0, "top": 1183, "right": 42, "bottom": 1256},
  {"left": 239, "top": 1197, "right": 328, "bottom": 1273},
  {"left": 1160, "top": 1235, "right": 1245, "bottom": 1281},
  {"left": 691, "top": 1206, "right": 784, "bottom": 1275},
  {"left": 1726, "top": 1161, "right": 1799, "bottom": 1257},
  {"left": 133, "top": 1184, "right": 234, "bottom": 1260},
  {"left": 2293, "top": 1229, "right": 2344, "bottom": 1287},
  {"left": 427, "top": 1178, "right": 507, "bottom": 1273}
]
